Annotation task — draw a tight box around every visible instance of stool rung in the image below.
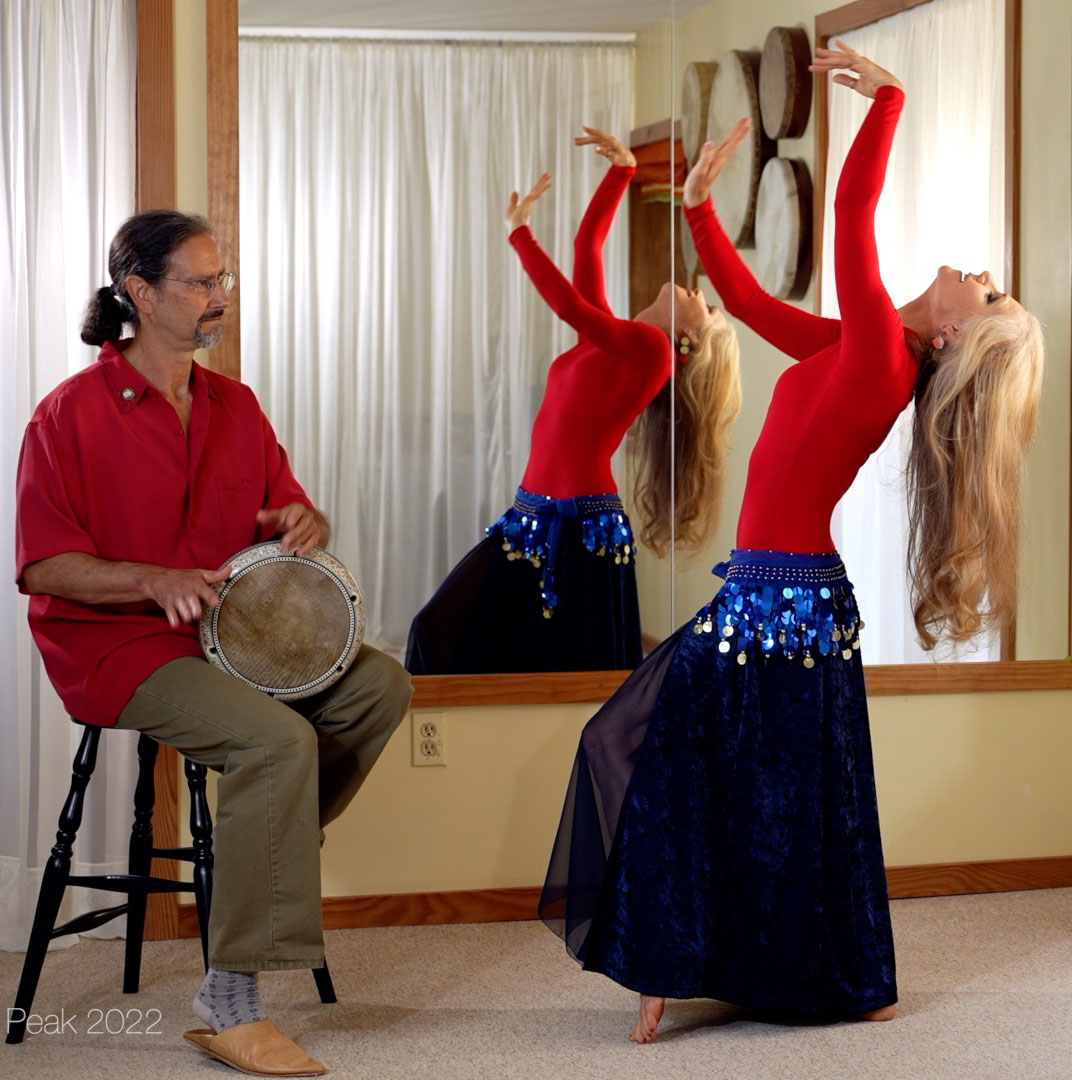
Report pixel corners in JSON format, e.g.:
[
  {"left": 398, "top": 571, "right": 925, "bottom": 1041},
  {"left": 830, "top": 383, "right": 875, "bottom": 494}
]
[
  {"left": 52, "top": 903, "right": 129, "bottom": 939},
  {"left": 67, "top": 873, "right": 193, "bottom": 894},
  {"left": 151, "top": 846, "right": 197, "bottom": 860}
]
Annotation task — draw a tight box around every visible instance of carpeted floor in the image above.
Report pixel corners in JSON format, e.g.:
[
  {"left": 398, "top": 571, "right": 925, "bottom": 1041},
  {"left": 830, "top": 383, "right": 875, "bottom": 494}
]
[{"left": 2, "top": 888, "right": 1071, "bottom": 1080}]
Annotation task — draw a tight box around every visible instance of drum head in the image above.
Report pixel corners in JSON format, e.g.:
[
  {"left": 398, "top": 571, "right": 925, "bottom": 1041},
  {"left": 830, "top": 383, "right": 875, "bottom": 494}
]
[
  {"left": 707, "top": 49, "right": 775, "bottom": 248},
  {"left": 759, "top": 26, "right": 813, "bottom": 140},
  {"left": 200, "top": 541, "right": 365, "bottom": 700},
  {"left": 680, "top": 60, "right": 719, "bottom": 165},
  {"left": 755, "top": 157, "right": 813, "bottom": 300}
]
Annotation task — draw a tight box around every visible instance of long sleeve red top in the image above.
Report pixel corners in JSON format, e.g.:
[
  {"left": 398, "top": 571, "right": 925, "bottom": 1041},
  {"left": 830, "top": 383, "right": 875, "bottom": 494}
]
[
  {"left": 15, "top": 343, "right": 312, "bottom": 725},
  {"left": 509, "top": 165, "right": 671, "bottom": 498},
  {"left": 686, "top": 85, "right": 918, "bottom": 553}
]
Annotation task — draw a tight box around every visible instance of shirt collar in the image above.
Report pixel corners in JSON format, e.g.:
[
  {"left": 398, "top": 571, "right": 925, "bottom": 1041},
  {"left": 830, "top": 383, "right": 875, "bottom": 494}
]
[
  {"left": 192, "top": 360, "right": 220, "bottom": 402},
  {"left": 98, "top": 340, "right": 151, "bottom": 413},
  {"left": 97, "top": 341, "right": 220, "bottom": 410}
]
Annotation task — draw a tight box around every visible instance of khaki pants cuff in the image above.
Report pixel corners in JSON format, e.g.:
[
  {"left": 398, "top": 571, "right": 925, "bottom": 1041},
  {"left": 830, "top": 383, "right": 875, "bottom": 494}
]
[{"left": 210, "top": 956, "right": 326, "bottom": 973}]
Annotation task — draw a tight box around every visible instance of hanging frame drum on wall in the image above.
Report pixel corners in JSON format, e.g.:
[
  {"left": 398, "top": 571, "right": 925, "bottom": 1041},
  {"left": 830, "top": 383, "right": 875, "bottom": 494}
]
[
  {"left": 681, "top": 60, "right": 719, "bottom": 165},
  {"left": 759, "top": 25, "right": 813, "bottom": 140},
  {"left": 707, "top": 49, "right": 776, "bottom": 248},
  {"left": 755, "top": 156, "right": 813, "bottom": 300},
  {"left": 199, "top": 540, "right": 365, "bottom": 700}
]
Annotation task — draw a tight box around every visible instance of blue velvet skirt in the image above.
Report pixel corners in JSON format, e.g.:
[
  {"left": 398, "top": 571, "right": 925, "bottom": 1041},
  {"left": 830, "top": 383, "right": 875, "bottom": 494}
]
[
  {"left": 404, "top": 488, "right": 642, "bottom": 674},
  {"left": 540, "top": 549, "right": 897, "bottom": 1015}
]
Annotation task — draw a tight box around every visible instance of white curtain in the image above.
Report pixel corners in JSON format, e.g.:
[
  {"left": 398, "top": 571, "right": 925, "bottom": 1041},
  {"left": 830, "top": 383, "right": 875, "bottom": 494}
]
[
  {"left": 239, "top": 35, "right": 633, "bottom": 656},
  {"left": 822, "top": 0, "right": 1005, "bottom": 663},
  {"left": 1, "top": 0, "right": 138, "bottom": 949}
]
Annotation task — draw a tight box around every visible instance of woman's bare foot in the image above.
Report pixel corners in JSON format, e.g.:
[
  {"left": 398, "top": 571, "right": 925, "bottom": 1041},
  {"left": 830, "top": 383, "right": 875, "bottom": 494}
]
[
  {"left": 629, "top": 995, "right": 665, "bottom": 1043},
  {"left": 860, "top": 1004, "right": 898, "bottom": 1021}
]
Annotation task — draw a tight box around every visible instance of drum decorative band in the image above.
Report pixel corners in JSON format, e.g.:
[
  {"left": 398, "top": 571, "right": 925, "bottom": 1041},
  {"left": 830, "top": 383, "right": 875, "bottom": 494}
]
[{"left": 199, "top": 540, "right": 365, "bottom": 700}]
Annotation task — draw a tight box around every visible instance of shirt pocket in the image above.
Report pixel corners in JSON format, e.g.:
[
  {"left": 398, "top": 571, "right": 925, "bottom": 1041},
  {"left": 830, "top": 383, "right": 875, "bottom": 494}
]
[{"left": 214, "top": 475, "right": 263, "bottom": 558}]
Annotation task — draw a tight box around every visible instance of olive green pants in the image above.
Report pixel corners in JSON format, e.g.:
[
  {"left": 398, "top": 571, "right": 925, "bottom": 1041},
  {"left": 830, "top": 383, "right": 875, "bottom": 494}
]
[{"left": 115, "top": 648, "right": 412, "bottom": 971}]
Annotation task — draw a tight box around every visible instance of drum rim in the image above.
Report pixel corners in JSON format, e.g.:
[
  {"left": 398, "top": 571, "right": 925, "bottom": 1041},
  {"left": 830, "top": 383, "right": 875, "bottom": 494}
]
[{"left": 199, "top": 540, "right": 365, "bottom": 699}]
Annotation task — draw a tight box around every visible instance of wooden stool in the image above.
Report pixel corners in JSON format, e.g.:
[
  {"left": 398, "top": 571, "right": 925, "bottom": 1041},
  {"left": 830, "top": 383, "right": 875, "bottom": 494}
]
[{"left": 6, "top": 724, "right": 335, "bottom": 1044}]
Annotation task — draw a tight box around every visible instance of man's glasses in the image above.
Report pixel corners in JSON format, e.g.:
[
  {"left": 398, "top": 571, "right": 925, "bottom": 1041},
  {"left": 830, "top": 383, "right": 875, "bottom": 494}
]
[{"left": 161, "top": 271, "right": 237, "bottom": 296}]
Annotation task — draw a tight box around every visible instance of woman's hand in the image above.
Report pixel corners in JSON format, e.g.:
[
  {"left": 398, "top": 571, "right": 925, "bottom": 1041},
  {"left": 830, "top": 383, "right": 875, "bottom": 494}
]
[
  {"left": 505, "top": 173, "right": 552, "bottom": 233},
  {"left": 574, "top": 125, "right": 636, "bottom": 169},
  {"left": 683, "top": 117, "right": 751, "bottom": 208},
  {"left": 809, "top": 39, "right": 902, "bottom": 98}
]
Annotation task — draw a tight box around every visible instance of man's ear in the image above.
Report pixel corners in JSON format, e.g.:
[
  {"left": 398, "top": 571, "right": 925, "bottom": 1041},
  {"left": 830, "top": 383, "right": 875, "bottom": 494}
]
[{"left": 124, "top": 273, "right": 156, "bottom": 318}]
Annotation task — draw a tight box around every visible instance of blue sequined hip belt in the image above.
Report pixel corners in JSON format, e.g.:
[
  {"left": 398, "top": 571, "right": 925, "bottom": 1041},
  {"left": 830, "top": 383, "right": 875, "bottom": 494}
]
[
  {"left": 486, "top": 487, "right": 634, "bottom": 617},
  {"left": 692, "top": 549, "right": 864, "bottom": 667}
]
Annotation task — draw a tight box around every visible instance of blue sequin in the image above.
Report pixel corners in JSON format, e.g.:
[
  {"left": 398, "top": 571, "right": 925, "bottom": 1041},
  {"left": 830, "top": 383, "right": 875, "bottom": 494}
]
[
  {"left": 486, "top": 487, "right": 635, "bottom": 615},
  {"left": 693, "top": 550, "right": 864, "bottom": 666}
]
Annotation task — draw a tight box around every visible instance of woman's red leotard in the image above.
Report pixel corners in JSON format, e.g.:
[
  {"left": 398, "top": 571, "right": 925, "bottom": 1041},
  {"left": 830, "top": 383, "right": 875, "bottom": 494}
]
[
  {"left": 509, "top": 165, "right": 671, "bottom": 498},
  {"left": 685, "top": 86, "right": 918, "bottom": 553}
]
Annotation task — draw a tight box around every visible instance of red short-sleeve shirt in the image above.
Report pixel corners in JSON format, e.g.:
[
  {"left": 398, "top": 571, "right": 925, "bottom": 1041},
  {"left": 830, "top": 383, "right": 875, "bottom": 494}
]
[{"left": 15, "top": 341, "right": 312, "bottom": 726}]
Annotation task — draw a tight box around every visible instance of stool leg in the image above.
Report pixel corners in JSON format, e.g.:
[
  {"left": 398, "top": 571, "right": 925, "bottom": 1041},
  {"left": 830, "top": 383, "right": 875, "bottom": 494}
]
[
  {"left": 313, "top": 961, "right": 337, "bottom": 1004},
  {"left": 6, "top": 728, "right": 100, "bottom": 1044},
  {"left": 123, "top": 735, "right": 159, "bottom": 994},
  {"left": 185, "top": 757, "right": 213, "bottom": 972}
]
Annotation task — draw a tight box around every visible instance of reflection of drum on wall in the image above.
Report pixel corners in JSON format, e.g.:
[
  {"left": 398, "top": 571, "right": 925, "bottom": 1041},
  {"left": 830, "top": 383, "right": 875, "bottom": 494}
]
[
  {"left": 759, "top": 26, "right": 813, "bottom": 140},
  {"left": 707, "top": 49, "right": 776, "bottom": 248},
  {"left": 680, "top": 60, "right": 718, "bottom": 165},
  {"left": 200, "top": 540, "right": 365, "bottom": 700},
  {"left": 755, "top": 157, "right": 813, "bottom": 300},
  {"left": 681, "top": 203, "right": 699, "bottom": 286}
]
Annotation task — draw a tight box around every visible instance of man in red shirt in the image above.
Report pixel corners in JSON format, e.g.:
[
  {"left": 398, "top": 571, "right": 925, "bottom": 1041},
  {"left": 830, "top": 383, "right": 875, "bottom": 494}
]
[{"left": 15, "top": 210, "right": 412, "bottom": 1075}]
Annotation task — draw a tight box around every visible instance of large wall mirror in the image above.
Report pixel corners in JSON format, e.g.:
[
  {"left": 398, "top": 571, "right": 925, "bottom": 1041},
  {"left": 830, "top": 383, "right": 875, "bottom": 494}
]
[
  {"left": 665, "top": 0, "right": 1071, "bottom": 682},
  {"left": 219, "top": 0, "right": 1070, "bottom": 706},
  {"left": 234, "top": 0, "right": 708, "bottom": 698}
]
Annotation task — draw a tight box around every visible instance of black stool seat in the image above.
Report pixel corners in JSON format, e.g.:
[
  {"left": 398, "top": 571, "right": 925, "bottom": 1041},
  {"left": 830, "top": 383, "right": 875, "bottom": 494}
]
[{"left": 6, "top": 724, "right": 335, "bottom": 1045}]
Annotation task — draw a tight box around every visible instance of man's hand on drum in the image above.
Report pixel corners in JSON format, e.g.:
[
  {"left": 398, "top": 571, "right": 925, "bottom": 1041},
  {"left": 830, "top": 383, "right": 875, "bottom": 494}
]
[
  {"left": 683, "top": 117, "right": 751, "bottom": 208},
  {"left": 257, "top": 503, "right": 331, "bottom": 556},
  {"left": 809, "top": 39, "right": 902, "bottom": 98},
  {"left": 145, "top": 566, "right": 232, "bottom": 628},
  {"left": 574, "top": 126, "right": 637, "bottom": 169}
]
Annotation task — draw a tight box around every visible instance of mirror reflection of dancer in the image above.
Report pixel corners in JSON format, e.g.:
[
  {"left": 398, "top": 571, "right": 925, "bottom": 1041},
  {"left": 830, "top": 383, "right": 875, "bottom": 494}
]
[
  {"left": 405, "top": 128, "right": 742, "bottom": 675},
  {"left": 540, "top": 43, "right": 1043, "bottom": 1041}
]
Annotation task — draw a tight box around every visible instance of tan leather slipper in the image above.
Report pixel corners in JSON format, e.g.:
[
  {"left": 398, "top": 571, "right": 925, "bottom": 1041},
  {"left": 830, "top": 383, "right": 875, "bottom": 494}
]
[{"left": 184, "top": 1020, "right": 327, "bottom": 1076}]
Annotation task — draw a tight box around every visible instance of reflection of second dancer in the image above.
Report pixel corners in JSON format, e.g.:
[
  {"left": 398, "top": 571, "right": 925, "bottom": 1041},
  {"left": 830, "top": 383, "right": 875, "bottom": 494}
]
[{"left": 405, "top": 128, "right": 741, "bottom": 674}]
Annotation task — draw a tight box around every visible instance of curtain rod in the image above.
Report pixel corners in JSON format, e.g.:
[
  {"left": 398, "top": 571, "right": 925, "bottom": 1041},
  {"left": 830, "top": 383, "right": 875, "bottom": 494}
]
[{"left": 238, "top": 27, "right": 636, "bottom": 45}]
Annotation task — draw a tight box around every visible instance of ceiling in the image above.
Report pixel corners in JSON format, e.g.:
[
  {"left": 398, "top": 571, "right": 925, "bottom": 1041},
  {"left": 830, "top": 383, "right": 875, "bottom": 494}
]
[{"left": 239, "top": 0, "right": 711, "bottom": 35}]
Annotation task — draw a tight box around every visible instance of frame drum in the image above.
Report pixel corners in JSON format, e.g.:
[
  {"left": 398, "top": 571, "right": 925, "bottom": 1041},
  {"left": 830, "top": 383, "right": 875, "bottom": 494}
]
[
  {"left": 707, "top": 49, "right": 775, "bottom": 248},
  {"left": 200, "top": 540, "right": 365, "bottom": 700},
  {"left": 681, "top": 203, "right": 699, "bottom": 287},
  {"left": 755, "top": 157, "right": 813, "bottom": 300},
  {"left": 759, "top": 26, "right": 813, "bottom": 140},
  {"left": 681, "top": 60, "right": 719, "bottom": 165}
]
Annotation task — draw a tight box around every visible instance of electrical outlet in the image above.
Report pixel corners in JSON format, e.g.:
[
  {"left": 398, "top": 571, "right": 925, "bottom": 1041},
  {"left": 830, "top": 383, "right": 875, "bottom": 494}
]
[{"left": 411, "top": 712, "right": 446, "bottom": 767}]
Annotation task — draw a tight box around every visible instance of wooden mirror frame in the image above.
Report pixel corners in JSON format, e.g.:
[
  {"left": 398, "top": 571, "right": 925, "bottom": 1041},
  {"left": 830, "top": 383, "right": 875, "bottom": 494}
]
[{"left": 139, "top": 0, "right": 1072, "bottom": 727}]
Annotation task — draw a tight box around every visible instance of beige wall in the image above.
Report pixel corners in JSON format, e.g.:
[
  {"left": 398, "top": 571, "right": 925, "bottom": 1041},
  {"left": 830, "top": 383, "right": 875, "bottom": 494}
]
[
  {"left": 322, "top": 687, "right": 1072, "bottom": 895},
  {"left": 177, "top": 1, "right": 1072, "bottom": 898},
  {"left": 174, "top": 2, "right": 208, "bottom": 215}
]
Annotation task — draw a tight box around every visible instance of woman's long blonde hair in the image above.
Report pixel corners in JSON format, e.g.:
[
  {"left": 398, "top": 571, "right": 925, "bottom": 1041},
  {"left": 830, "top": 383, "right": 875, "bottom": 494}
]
[
  {"left": 630, "top": 321, "right": 742, "bottom": 558},
  {"left": 907, "top": 311, "right": 1044, "bottom": 650}
]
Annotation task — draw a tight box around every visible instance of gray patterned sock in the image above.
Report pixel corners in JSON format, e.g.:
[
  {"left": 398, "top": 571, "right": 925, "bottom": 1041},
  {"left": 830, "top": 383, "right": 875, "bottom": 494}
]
[{"left": 193, "top": 967, "right": 267, "bottom": 1032}]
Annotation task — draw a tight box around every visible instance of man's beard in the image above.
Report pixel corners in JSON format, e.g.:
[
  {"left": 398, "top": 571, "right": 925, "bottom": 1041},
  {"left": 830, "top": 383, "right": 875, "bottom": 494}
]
[{"left": 195, "top": 314, "right": 224, "bottom": 349}]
